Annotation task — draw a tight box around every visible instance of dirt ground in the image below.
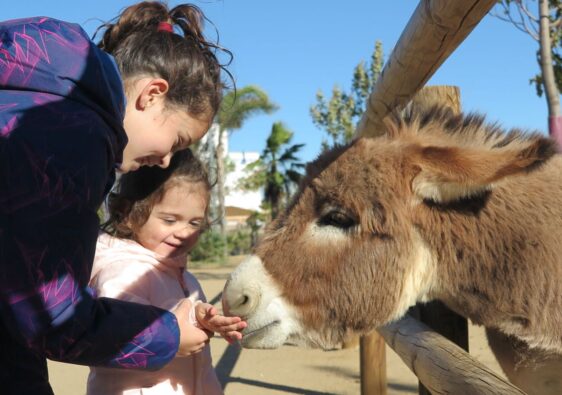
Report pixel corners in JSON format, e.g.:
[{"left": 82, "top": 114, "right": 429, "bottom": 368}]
[{"left": 47, "top": 262, "right": 506, "bottom": 395}]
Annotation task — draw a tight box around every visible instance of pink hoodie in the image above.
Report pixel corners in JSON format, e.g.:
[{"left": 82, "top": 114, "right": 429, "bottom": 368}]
[{"left": 87, "top": 233, "right": 223, "bottom": 395}]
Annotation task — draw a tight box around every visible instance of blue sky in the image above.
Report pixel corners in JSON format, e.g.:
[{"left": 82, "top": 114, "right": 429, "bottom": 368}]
[{"left": 5, "top": 1, "right": 552, "bottom": 163}]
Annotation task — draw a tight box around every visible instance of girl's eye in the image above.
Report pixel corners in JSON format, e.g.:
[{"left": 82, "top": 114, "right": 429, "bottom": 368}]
[
  {"left": 162, "top": 218, "right": 176, "bottom": 224},
  {"left": 189, "top": 220, "right": 202, "bottom": 229}
]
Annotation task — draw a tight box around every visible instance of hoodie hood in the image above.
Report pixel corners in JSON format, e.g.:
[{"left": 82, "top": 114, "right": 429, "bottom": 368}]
[{"left": 0, "top": 17, "right": 127, "bottom": 158}]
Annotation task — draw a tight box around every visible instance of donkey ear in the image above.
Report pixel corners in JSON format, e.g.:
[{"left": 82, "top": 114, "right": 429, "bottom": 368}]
[{"left": 411, "top": 136, "right": 557, "bottom": 203}]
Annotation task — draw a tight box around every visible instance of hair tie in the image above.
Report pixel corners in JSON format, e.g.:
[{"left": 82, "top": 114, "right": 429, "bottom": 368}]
[{"left": 157, "top": 22, "right": 174, "bottom": 33}]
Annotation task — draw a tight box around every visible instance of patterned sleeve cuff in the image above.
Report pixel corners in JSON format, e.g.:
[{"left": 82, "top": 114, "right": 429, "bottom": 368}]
[{"left": 106, "top": 310, "right": 180, "bottom": 371}]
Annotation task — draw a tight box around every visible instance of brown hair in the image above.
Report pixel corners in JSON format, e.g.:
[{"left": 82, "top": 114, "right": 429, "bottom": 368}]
[
  {"left": 95, "top": 1, "right": 232, "bottom": 118},
  {"left": 103, "top": 148, "right": 211, "bottom": 239}
]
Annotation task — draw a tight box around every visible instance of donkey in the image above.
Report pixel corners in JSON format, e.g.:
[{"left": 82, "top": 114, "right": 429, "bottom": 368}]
[{"left": 222, "top": 106, "right": 562, "bottom": 395}]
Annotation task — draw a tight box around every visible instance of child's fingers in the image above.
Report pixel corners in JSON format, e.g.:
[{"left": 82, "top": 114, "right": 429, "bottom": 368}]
[
  {"left": 215, "top": 321, "right": 247, "bottom": 335},
  {"left": 207, "top": 315, "right": 242, "bottom": 326},
  {"left": 227, "top": 330, "right": 243, "bottom": 340},
  {"left": 222, "top": 330, "right": 243, "bottom": 342},
  {"left": 195, "top": 303, "right": 218, "bottom": 319},
  {"left": 205, "top": 306, "right": 218, "bottom": 317},
  {"left": 196, "top": 310, "right": 246, "bottom": 333},
  {"left": 195, "top": 302, "right": 211, "bottom": 314}
]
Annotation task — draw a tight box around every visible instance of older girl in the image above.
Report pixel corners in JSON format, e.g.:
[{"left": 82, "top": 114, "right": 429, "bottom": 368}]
[{"left": 0, "top": 2, "right": 240, "bottom": 394}]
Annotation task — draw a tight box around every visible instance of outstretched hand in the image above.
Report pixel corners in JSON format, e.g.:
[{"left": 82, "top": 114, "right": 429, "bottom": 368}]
[
  {"left": 195, "top": 302, "right": 247, "bottom": 344},
  {"left": 172, "top": 299, "right": 213, "bottom": 356}
]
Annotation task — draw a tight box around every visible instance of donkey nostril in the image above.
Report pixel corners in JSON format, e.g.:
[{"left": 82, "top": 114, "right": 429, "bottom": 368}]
[
  {"left": 224, "top": 290, "right": 258, "bottom": 318},
  {"left": 232, "top": 294, "right": 250, "bottom": 310}
]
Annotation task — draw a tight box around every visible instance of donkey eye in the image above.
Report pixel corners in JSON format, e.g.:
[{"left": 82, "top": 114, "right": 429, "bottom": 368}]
[{"left": 318, "top": 210, "right": 356, "bottom": 229}]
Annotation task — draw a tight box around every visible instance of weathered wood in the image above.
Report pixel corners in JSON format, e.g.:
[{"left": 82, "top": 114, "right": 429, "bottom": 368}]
[
  {"left": 360, "top": 332, "right": 387, "bottom": 395},
  {"left": 409, "top": 85, "right": 461, "bottom": 113},
  {"left": 412, "top": 301, "right": 469, "bottom": 395},
  {"left": 355, "top": 0, "right": 496, "bottom": 138},
  {"left": 379, "top": 315, "right": 528, "bottom": 395}
]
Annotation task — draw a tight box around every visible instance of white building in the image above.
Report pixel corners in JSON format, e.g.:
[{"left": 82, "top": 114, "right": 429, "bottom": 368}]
[
  {"left": 198, "top": 123, "right": 263, "bottom": 216},
  {"left": 225, "top": 151, "right": 262, "bottom": 212}
]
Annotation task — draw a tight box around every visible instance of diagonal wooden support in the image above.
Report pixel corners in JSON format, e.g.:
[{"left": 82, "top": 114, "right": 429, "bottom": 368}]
[{"left": 355, "top": 0, "right": 496, "bottom": 139}]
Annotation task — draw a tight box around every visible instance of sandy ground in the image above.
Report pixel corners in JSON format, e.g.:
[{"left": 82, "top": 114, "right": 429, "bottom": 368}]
[{"left": 47, "top": 263, "right": 506, "bottom": 395}]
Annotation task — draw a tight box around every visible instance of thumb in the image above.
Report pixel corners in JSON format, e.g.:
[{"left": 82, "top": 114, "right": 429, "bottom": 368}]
[{"left": 195, "top": 302, "right": 215, "bottom": 319}]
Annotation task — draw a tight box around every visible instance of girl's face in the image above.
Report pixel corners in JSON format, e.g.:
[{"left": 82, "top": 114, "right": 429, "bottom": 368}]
[
  {"left": 120, "top": 78, "right": 211, "bottom": 173},
  {"left": 135, "top": 182, "right": 209, "bottom": 258}
]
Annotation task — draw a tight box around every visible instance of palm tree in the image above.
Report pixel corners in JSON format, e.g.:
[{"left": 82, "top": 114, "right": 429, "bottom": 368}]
[
  {"left": 215, "top": 86, "right": 278, "bottom": 234},
  {"left": 239, "top": 122, "right": 305, "bottom": 219}
]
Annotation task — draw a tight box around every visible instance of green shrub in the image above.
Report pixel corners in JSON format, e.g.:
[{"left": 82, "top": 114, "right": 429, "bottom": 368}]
[
  {"left": 190, "top": 231, "right": 226, "bottom": 263},
  {"left": 191, "top": 228, "right": 254, "bottom": 264},
  {"left": 227, "top": 229, "right": 252, "bottom": 256}
]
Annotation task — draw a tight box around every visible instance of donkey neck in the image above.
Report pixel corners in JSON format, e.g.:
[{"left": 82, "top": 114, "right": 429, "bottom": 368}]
[{"left": 415, "top": 156, "right": 562, "bottom": 351}]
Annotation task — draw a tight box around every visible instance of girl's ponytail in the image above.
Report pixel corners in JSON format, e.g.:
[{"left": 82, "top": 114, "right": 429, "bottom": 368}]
[
  {"left": 169, "top": 4, "right": 206, "bottom": 46},
  {"left": 95, "top": 2, "right": 232, "bottom": 118},
  {"left": 97, "top": 2, "right": 169, "bottom": 54}
]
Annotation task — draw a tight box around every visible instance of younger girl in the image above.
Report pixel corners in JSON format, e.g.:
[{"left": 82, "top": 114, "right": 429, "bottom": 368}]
[
  {"left": 88, "top": 149, "right": 238, "bottom": 395},
  {"left": 0, "top": 2, "right": 239, "bottom": 393}
]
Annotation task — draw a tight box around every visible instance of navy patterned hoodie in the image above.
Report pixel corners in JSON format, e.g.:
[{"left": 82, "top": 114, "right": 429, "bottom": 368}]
[{"left": 0, "top": 17, "right": 180, "bottom": 394}]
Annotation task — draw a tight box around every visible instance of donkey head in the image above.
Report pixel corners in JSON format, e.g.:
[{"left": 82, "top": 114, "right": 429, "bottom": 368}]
[{"left": 223, "top": 107, "right": 556, "bottom": 349}]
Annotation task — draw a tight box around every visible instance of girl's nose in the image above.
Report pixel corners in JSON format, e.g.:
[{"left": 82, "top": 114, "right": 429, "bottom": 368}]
[
  {"left": 157, "top": 152, "right": 172, "bottom": 169},
  {"left": 174, "top": 226, "right": 196, "bottom": 240}
]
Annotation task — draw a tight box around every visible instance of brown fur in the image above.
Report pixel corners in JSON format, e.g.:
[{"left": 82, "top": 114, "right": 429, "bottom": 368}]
[{"left": 253, "top": 106, "right": 562, "bottom": 392}]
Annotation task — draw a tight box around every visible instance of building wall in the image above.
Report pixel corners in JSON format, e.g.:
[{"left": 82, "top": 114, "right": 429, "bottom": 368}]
[
  {"left": 197, "top": 124, "right": 263, "bottom": 214},
  {"left": 225, "top": 151, "right": 263, "bottom": 212}
]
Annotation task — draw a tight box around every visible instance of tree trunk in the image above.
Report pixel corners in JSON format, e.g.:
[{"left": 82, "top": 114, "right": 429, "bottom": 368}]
[
  {"left": 216, "top": 128, "right": 228, "bottom": 258},
  {"left": 538, "top": 0, "right": 562, "bottom": 147}
]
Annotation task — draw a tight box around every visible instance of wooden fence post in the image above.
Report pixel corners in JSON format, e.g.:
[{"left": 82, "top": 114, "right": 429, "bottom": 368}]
[{"left": 360, "top": 332, "right": 387, "bottom": 395}]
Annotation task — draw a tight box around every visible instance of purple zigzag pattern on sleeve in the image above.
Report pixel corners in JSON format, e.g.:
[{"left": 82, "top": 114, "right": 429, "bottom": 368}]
[
  {"left": 0, "top": 17, "right": 177, "bottom": 372},
  {"left": 108, "top": 311, "right": 179, "bottom": 371}
]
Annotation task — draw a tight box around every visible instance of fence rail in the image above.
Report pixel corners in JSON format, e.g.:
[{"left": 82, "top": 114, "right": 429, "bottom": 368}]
[{"left": 378, "top": 315, "right": 527, "bottom": 395}]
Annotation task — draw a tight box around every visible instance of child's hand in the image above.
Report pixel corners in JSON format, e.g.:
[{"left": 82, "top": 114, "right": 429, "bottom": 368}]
[
  {"left": 172, "top": 299, "right": 213, "bottom": 356},
  {"left": 195, "top": 302, "right": 247, "bottom": 344}
]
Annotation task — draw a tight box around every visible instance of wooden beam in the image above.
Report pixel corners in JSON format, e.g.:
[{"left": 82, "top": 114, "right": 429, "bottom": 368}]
[
  {"left": 355, "top": 0, "right": 496, "bottom": 138},
  {"left": 379, "top": 316, "right": 527, "bottom": 395}
]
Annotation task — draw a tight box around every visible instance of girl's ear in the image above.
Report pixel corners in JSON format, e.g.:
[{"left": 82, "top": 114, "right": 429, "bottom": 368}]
[{"left": 137, "top": 78, "right": 169, "bottom": 110}]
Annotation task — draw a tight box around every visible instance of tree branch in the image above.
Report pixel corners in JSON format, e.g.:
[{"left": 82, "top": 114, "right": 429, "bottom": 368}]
[{"left": 491, "top": 1, "right": 539, "bottom": 41}]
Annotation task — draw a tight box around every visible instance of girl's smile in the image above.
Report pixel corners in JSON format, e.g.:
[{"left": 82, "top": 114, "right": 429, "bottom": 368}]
[{"left": 135, "top": 182, "right": 209, "bottom": 258}]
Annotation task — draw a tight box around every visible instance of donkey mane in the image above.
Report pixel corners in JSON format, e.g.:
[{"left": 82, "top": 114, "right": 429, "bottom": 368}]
[
  {"left": 297, "top": 105, "right": 558, "bottom": 201},
  {"left": 390, "top": 105, "right": 556, "bottom": 155},
  {"left": 306, "top": 106, "right": 556, "bottom": 182}
]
